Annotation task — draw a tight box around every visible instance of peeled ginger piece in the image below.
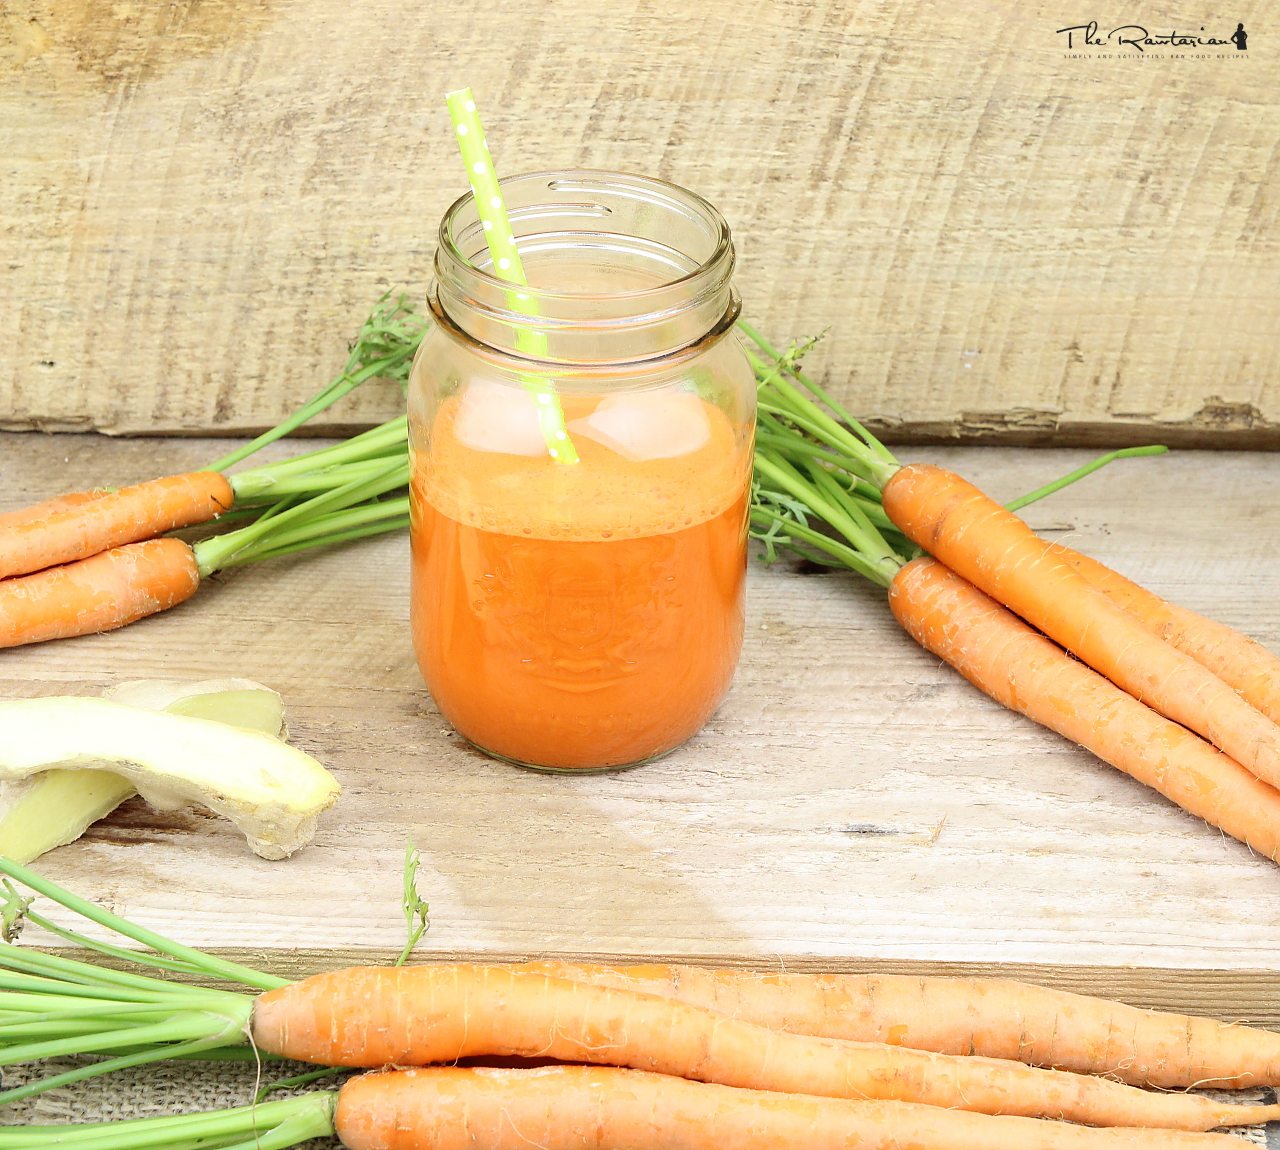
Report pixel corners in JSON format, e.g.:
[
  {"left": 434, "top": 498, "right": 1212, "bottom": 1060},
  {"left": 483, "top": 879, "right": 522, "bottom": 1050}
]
[
  {"left": 0, "top": 682, "right": 336, "bottom": 861},
  {"left": 105, "top": 677, "right": 288, "bottom": 738}
]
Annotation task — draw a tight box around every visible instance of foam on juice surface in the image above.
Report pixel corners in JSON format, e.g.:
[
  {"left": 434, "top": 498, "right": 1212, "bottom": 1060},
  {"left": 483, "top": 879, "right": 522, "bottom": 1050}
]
[{"left": 419, "top": 387, "right": 748, "bottom": 542}]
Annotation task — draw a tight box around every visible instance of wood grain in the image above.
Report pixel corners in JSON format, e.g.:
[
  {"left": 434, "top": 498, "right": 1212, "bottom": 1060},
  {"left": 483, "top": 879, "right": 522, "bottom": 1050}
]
[
  {"left": 4, "top": 431, "right": 1280, "bottom": 1028},
  {"left": 1, "top": 1, "right": 1276, "bottom": 443}
]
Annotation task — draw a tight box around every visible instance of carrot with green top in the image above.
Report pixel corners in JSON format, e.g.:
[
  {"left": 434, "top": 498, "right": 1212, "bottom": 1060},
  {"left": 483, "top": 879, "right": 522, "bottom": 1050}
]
[
  {"left": 742, "top": 323, "right": 1280, "bottom": 789},
  {"left": 0, "top": 471, "right": 233, "bottom": 581},
  {"left": 5, "top": 950, "right": 1280, "bottom": 1131},
  {"left": 0, "top": 422, "right": 410, "bottom": 585},
  {"left": 0, "top": 476, "right": 409, "bottom": 649},
  {"left": 519, "top": 959, "right": 1280, "bottom": 1090},
  {"left": 743, "top": 323, "right": 1280, "bottom": 863},
  {"left": 6, "top": 1065, "right": 1257, "bottom": 1150},
  {"left": 0, "top": 293, "right": 423, "bottom": 584},
  {"left": 244, "top": 963, "right": 1280, "bottom": 1130},
  {"left": 4, "top": 864, "right": 1280, "bottom": 1136},
  {"left": 879, "top": 462, "right": 1280, "bottom": 788},
  {"left": 6, "top": 856, "right": 1280, "bottom": 1133}
]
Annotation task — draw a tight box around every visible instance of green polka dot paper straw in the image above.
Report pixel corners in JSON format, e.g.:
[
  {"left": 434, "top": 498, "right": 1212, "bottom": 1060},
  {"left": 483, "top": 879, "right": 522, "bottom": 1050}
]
[{"left": 446, "top": 87, "right": 579, "bottom": 465}]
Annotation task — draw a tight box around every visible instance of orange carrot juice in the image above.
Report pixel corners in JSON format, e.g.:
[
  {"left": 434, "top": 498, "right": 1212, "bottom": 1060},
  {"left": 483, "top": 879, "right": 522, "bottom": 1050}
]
[{"left": 410, "top": 388, "right": 750, "bottom": 771}]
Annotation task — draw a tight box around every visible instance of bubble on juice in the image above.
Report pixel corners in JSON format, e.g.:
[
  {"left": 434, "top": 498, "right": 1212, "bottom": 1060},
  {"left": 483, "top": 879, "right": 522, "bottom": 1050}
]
[
  {"left": 567, "top": 390, "right": 711, "bottom": 462},
  {"left": 453, "top": 381, "right": 551, "bottom": 457}
]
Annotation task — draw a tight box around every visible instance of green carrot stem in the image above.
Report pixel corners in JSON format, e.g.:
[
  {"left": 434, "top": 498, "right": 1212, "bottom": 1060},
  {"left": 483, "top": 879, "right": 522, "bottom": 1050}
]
[
  {"left": 1005, "top": 444, "right": 1169, "bottom": 511},
  {"left": 750, "top": 504, "right": 890, "bottom": 582},
  {"left": 0, "top": 1092, "right": 335, "bottom": 1149},
  {"left": 0, "top": 970, "right": 173, "bottom": 1005},
  {"left": 218, "top": 496, "right": 409, "bottom": 560},
  {"left": 740, "top": 320, "right": 897, "bottom": 465},
  {"left": 228, "top": 457, "right": 398, "bottom": 503},
  {"left": 214, "top": 1107, "right": 338, "bottom": 1150},
  {"left": 754, "top": 426, "right": 883, "bottom": 497},
  {"left": 206, "top": 292, "right": 424, "bottom": 473},
  {"left": 754, "top": 373, "right": 875, "bottom": 464},
  {"left": 397, "top": 841, "right": 431, "bottom": 966},
  {"left": 754, "top": 375, "right": 898, "bottom": 488},
  {"left": 0, "top": 857, "right": 284, "bottom": 991},
  {"left": 753, "top": 455, "right": 900, "bottom": 587},
  {"left": 0, "top": 1026, "right": 247, "bottom": 1107},
  {"left": 227, "top": 417, "right": 409, "bottom": 500},
  {"left": 255, "top": 1064, "right": 349, "bottom": 1101},
  {"left": 0, "top": 1013, "right": 183, "bottom": 1039},
  {"left": 800, "top": 458, "right": 901, "bottom": 568},
  {"left": 222, "top": 514, "right": 410, "bottom": 568},
  {"left": 192, "top": 458, "right": 410, "bottom": 575},
  {"left": 0, "top": 1011, "right": 240, "bottom": 1064},
  {"left": 0, "top": 988, "right": 172, "bottom": 1014},
  {"left": 0, "top": 946, "right": 213, "bottom": 1000},
  {"left": 0, "top": 986, "right": 229, "bottom": 1019},
  {"left": 4, "top": 896, "right": 229, "bottom": 981}
]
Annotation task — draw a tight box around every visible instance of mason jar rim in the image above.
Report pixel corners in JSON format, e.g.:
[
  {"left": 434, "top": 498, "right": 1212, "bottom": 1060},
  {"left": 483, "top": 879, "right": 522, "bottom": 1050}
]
[{"left": 434, "top": 168, "right": 735, "bottom": 305}]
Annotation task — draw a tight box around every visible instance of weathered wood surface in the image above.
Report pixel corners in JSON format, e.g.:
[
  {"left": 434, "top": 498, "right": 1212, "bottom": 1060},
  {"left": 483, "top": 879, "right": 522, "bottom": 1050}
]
[
  {"left": 3, "top": 432, "right": 1280, "bottom": 1032},
  {"left": 2, "top": 1, "right": 1276, "bottom": 444}
]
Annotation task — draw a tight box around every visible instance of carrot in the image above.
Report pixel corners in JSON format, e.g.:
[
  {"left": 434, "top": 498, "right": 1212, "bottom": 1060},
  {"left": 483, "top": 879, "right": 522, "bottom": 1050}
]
[
  {"left": 1056, "top": 542, "right": 1280, "bottom": 725},
  {"left": 519, "top": 959, "right": 1280, "bottom": 1090},
  {"left": 332, "top": 1065, "right": 1253, "bottom": 1150},
  {"left": 746, "top": 328, "right": 1280, "bottom": 864},
  {"left": 888, "top": 554, "right": 1280, "bottom": 863},
  {"left": 249, "top": 963, "right": 1280, "bottom": 1130},
  {"left": 8, "top": 1066, "right": 1253, "bottom": 1150},
  {"left": 0, "top": 538, "right": 200, "bottom": 648},
  {"left": 5, "top": 856, "right": 1280, "bottom": 1131},
  {"left": 0, "top": 488, "right": 109, "bottom": 530},
  {"left": 0, "top": 470, "right": 233, "bottom": 581},
  {"left": 0, "top": 486, "right": 410, "bottom": 649},
  {"left": 881, "top": 462, "right": 1280, "bottom": 789},
  {"left": 0, "top": 297, "right": 424, "bottom": 584}
]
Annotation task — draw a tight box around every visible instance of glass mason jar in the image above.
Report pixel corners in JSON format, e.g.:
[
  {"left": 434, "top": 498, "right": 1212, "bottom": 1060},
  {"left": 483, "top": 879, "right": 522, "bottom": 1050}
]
[{"left": 408, "top": 170, "right": 755, "bottom": 772}]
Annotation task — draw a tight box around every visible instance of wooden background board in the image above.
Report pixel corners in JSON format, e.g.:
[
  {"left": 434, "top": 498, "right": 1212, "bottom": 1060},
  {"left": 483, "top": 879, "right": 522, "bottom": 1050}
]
[
  {"left": 1, "top": 1, "right": 1276, "bottom": 444},
  {"left": 4, "top": 431, "right": 1280, "bottom": 1025}
]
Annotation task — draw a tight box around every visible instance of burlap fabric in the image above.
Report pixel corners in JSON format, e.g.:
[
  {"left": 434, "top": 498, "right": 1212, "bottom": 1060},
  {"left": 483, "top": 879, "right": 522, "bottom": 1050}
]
[{"left": 1, "top": 1058, "right": 1273, "bottom": 1145}]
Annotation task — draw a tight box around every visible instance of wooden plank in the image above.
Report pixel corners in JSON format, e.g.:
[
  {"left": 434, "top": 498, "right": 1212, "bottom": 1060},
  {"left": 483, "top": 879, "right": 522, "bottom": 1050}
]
[
  {"left": 1, "top": 1, "right": 1276, "bottom": 443},
  {"left": 3, "top": 431, "right": 1280, "bottom": 1031}
]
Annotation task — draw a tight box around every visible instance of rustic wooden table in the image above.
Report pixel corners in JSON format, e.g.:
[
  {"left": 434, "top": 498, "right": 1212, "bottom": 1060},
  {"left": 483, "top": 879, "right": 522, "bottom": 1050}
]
[{"left": 3, "top": 431, "right": 1279, "bottom": 1024}]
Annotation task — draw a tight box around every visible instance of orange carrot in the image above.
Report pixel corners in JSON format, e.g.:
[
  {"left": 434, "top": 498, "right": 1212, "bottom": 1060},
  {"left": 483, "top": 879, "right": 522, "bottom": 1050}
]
[
  {"left": 0, "top": 470, "right": 232, "bottom": 581},
  {"left": 519, "top": 960, "right": 1280, "bottom": 1090},
  {"left": 334, "top": 1065, "right": 1248, "bottom": 1150},
  {"left": 1057, "top": 542, "right": 1280, "bottom": 725},
  {"left": 888, "top": 555, "right": 1280, "bottom": 863},
  {"left": 0, "top": 538, "right": 200, "bottom": 648},
  {"left": 881, "top": 463, "right": 1280, "bottom": 788},
  {"left": 0, "top": 488, "right": 110, "bottom": 531},
  {"left": 250, "top": 963, "right": 1280, "bottom": 1130}
]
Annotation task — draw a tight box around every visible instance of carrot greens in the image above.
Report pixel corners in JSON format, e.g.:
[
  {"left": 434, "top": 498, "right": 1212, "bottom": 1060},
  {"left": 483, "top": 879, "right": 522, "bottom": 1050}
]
[
  {"left": 744, "top": 326, "right": 1166, "bottom": 576},
  {"left": 0, "top": 1092, "right": 338, "bottom": 1150},
  {"left": 205, "top": 292, "right": 425, "bottom": 474},
  {"left": 0, "top": 867, "right": 268, "bottom": 1105}
]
